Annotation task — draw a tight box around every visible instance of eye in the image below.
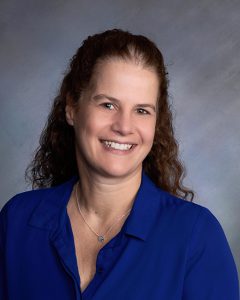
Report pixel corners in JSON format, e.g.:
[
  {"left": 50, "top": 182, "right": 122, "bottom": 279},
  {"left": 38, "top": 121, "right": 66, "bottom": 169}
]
[
  {"left": 101, "top": 102, "right": 115, "bottom": 110},
  {"left": 137, "top": 108, "right": 150, "bottom": 115}
]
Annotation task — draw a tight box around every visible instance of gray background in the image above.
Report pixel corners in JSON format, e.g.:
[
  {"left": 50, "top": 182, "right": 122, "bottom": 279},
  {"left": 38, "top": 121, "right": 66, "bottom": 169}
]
[{"left": 1, "top": 0, "right": 239, "bottom": 281}]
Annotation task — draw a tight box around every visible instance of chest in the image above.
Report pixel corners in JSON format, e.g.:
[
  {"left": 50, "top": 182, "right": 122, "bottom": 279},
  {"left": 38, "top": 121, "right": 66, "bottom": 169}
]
[
  {"left": 68, "top": 211, "right": 123, "bottom": 293},
  {"left": 75, "top": 238, "right": 99, "bottom": 292},
  {"left": 69, "top": 214, "right": 101, "bottom": 292}
]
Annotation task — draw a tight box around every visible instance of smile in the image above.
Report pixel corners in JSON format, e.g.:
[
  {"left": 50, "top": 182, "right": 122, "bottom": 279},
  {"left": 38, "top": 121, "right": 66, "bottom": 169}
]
[{"left": 100, "top": 140, "right": 135, "bottom": 151}]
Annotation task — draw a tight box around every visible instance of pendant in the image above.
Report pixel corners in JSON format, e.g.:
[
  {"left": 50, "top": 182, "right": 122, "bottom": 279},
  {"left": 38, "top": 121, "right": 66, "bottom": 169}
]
[{"left": 98, "top": 235, "right": 104, "bottom": 243}]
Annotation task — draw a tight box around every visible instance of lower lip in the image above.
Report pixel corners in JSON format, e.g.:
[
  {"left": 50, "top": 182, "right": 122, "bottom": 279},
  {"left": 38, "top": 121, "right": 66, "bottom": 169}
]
[{"left": 100, "top": 141, "right": 137, "bottom": 155}]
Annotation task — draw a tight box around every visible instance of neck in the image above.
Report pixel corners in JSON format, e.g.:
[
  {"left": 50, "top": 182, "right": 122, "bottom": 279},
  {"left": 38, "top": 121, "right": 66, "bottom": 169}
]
[{"left": 75, "top": 166, "right": 142, "bottom": 226}]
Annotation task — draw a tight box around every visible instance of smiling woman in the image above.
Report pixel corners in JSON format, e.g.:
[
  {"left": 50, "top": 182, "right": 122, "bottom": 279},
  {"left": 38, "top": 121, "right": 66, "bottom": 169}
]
[
  {"left": 24, "top": 29, "right": 194, "bottom": 201},
  {"left": 65, "top": 59, "right": 159, "bottom": 181},
  {"left": 0, "top": 29, "right": 239, "bottom": 300}
]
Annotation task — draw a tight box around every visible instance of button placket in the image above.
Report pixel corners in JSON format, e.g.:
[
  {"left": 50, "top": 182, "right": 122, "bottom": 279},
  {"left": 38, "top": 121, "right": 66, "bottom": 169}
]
[{"left": 96, "top": 248, "right": 105, "bottom": 274}]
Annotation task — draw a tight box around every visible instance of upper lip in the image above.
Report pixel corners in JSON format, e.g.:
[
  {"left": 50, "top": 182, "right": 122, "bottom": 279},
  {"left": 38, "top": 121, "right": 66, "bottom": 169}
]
[{"left": 100, "top": 139, "right": 137, "bottom": 145}]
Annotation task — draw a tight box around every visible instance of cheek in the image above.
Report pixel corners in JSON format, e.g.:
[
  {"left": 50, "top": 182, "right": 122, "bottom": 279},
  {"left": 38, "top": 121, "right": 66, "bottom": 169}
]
[
  {"left": 81, "top": 115, "right": 109, "bottom": 137},
  {"left": 140, "top": 121, "right": 156, "bottom": 144}
]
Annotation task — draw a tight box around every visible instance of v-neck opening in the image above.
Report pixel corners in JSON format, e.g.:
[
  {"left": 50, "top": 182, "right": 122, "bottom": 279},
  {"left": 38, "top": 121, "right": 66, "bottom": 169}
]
[{"left": 64, "top": 205, "right": 131, "bottom": 298}]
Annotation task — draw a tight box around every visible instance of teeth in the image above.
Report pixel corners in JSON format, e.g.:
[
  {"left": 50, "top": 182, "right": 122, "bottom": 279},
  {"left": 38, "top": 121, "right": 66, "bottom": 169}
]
[{"left": 102, "top": 140, "right": 133, "bottom": 151}]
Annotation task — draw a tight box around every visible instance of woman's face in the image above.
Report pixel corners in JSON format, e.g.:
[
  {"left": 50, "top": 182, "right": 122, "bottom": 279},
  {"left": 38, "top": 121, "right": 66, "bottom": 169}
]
[{"left": 66, "top": 59, "right": 159, "bottom": 179}]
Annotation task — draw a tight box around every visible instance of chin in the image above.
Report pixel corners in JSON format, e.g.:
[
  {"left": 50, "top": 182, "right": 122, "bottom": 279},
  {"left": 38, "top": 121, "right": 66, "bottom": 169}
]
[
  {"left": 102, "top": 169, "right": 130, "bottom": 178},
  {"left": 100, "top": 164, "right": 141, "bottom": 179}
]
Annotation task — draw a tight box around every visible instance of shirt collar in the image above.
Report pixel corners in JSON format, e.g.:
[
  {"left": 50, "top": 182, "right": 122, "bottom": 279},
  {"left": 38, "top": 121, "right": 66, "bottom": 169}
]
[{"left": 28, "top": 171, "right": 163, "bottom": 241}]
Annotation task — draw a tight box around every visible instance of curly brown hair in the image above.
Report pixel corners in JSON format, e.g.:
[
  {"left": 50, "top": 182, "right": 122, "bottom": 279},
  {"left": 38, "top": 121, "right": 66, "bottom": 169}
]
[{"left": 25, "top": 28, "right": 194, "bottom": 201}]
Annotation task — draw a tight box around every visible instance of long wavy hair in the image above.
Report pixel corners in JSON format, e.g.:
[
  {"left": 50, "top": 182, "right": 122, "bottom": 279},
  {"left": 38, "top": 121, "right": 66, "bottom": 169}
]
[{"left": 25, "top": 28, "right": 195, "bottom": 201}]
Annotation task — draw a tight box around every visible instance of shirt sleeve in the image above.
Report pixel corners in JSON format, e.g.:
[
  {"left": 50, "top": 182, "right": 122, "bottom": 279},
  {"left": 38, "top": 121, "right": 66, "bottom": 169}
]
[
  {"left": 0, "top": 203, "right": 8, "bottom": 300},
  {"left": 183, "top": 206, "right": 239, "bottom": 300}
]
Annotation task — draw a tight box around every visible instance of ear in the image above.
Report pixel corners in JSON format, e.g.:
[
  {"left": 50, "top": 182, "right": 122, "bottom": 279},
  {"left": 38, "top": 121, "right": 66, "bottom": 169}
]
[{"left": 65, "top": 94, "right": 75, "bottom": 126}]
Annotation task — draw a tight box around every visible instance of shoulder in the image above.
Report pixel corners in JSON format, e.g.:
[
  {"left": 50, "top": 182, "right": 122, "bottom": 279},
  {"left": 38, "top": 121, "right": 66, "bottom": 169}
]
[
  {"left": 0, "top": 188, "right": 50, "bottom": 216},
  {"left": 0, "top": 176, "right": 77, "bottom": 227},
  {"left": 0, "top": 187, "right": 54, "bottom": 219},
  {"left": 0, "top": 187, "right": 55, "bottom": 252},
  {"left": 157, "top": 187, "right": 231, "bottom": 253},
  {"left": 154, "top": 188, "right": 238, "bottom": 275},
  {"left": 153, "top": 185, "right": 211, "bottom": 225},
  {"left": 142, "top": 172, "right": 219, "bottom": 234},
  {"left": 152, "top": 185, "right": 227, "bottom": 244},
  {"left": 0, "top": 188, "right": 55, "bottom": 238}
]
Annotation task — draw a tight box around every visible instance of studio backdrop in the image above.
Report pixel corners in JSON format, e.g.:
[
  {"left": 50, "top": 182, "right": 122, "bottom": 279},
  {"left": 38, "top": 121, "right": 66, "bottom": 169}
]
[{"left": 0, "top": 0, "right": 239, "bottom": 280}]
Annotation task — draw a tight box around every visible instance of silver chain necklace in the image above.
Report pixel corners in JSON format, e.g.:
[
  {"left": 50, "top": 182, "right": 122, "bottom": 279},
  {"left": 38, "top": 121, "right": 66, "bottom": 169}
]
[{"left": 75, "top": 181, "right": 132, "bottom": 243}]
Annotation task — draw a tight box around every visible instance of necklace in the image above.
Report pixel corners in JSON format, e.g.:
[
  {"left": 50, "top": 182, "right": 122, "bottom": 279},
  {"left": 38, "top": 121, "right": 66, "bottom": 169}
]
[{"left": 75, "top": 181, "right": 132, "bottom": 243}]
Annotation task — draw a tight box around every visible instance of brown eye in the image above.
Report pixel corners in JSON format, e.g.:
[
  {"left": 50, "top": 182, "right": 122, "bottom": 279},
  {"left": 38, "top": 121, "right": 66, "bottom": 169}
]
[{"left": 137, "top": 108, "right": 149, "bottom": 115}]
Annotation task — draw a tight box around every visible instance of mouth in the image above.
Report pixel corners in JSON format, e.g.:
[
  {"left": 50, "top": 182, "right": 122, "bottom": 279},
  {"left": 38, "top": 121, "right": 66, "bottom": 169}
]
[{"left": 100, "top": 139, "right": 137, "bottom": 152}]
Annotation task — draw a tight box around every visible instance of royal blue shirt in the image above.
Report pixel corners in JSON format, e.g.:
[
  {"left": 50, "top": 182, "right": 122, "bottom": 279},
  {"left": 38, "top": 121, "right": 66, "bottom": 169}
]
[{"left": 0, "top": 171, "right": 239, "bottom": 299}]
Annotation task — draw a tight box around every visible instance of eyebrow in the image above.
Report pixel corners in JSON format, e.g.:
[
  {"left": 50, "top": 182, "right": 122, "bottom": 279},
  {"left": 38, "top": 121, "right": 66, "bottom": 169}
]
[{"left": 92, "top": 94, "right": 156, "bottom": 112}]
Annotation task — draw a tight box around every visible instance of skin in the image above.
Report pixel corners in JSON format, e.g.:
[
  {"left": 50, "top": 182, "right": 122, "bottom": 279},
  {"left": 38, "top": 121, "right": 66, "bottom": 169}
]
[{"left": 65, "top": 59, "right": 159, "bottom": 228}]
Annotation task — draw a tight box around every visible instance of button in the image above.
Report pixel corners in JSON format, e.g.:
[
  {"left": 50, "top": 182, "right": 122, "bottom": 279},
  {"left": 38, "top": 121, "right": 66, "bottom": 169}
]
[{"left": 97, "top": 267, "right": 104, "bottom": 273}]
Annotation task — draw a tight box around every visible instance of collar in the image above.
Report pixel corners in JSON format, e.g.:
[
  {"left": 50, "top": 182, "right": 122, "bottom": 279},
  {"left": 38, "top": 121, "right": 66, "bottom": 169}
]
[{"left": 28, "top": 171, "right": 163, "bottom": 241}]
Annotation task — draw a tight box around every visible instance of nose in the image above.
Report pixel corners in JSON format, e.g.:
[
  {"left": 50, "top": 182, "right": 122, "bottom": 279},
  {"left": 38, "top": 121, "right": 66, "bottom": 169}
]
[{"left": 111, "top": 111, "right": 134, "bottom": 136}]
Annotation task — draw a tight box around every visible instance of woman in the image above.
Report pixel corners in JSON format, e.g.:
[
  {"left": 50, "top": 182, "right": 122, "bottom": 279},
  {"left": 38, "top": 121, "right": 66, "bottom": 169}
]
[{"left": 0, "top": 29, "right": 239, "bottom": 299}]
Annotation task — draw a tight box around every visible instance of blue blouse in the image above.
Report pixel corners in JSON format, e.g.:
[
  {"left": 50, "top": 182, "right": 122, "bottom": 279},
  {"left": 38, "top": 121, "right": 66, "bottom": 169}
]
[{"left": 0, "top": 171, "right": 239, "bottom": 300}]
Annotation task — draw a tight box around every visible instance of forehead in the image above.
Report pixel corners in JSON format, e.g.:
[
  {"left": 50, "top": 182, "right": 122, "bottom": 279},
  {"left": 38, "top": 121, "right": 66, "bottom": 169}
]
[{"left": 89, "top": 59, "right": 160, "bottom": 101}]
